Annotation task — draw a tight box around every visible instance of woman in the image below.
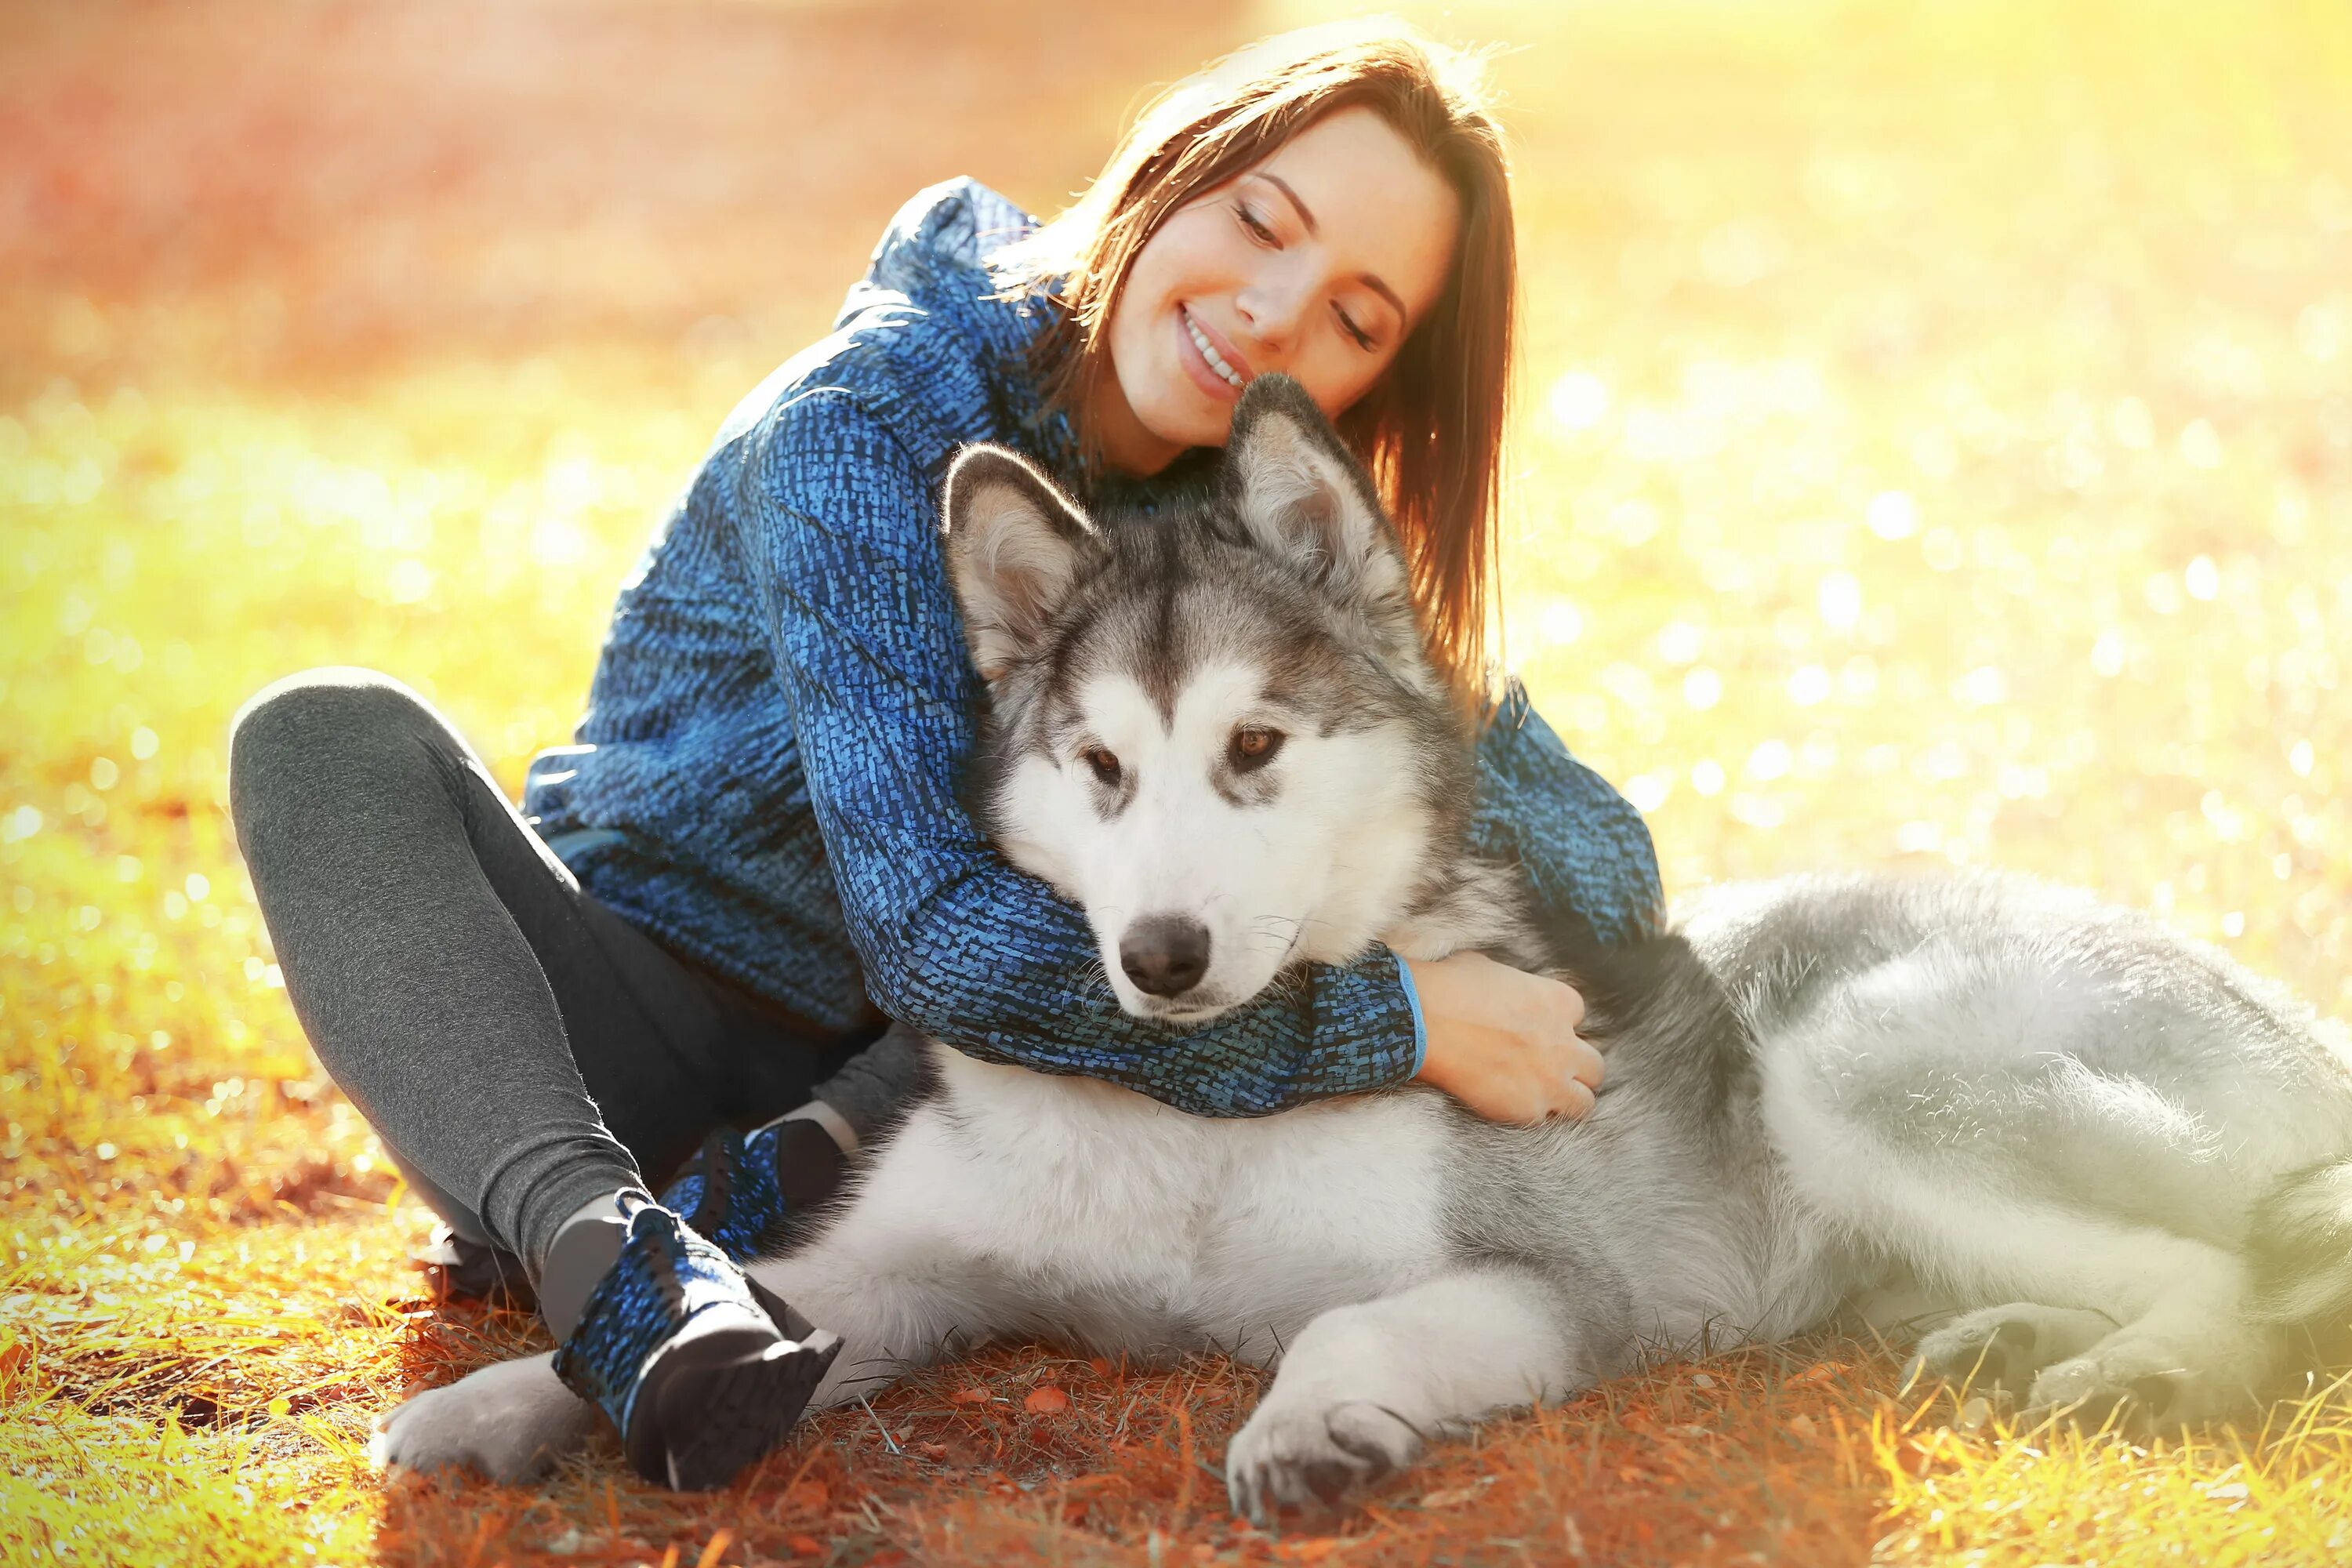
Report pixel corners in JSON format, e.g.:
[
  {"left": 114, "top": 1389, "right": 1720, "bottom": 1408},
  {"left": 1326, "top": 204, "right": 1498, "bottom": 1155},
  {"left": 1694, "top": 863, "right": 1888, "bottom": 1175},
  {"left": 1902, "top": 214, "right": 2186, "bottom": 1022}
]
[{"left": 230, "top": 20, "right": 1661, "bottom": 1492}]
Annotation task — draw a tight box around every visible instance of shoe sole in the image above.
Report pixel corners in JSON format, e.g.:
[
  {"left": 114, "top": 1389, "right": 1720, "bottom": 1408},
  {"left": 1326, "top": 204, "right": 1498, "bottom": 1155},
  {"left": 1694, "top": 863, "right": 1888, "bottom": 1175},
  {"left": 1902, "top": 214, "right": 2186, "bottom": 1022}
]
[{"left": 626, "top": 1322, "right": 844, "bottom": 1492}]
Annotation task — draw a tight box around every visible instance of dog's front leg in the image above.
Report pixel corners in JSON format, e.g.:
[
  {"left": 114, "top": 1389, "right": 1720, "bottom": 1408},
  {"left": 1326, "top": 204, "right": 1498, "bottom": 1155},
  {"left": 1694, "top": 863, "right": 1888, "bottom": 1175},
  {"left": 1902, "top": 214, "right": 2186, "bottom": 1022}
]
[
  {"left": 749, "top": 1235, "right": 996, "bottom": 1414},
  {"left": 365, "top": 1226, "right": 985, "bottom": 1486},
  {"left": 370, "top": 1350, "right": 595, "bottom": 1483},
  {"left": 372, "top": 1107, "right": 1008, "bottom": 1483},
  {"left": 750, "top": 1105, "right": 1021, "bottom": 1412},
  {"left": 1225, "top": 1265, "right": 1592, "bottom": 1523}
]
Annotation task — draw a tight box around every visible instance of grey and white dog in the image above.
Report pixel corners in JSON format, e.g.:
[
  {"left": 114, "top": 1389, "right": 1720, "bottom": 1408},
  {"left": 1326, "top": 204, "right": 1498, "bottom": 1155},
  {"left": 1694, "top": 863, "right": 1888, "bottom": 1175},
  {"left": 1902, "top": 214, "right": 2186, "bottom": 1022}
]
[{"left": 376, "top": 376, "right": 2352, "bottom": 1518}]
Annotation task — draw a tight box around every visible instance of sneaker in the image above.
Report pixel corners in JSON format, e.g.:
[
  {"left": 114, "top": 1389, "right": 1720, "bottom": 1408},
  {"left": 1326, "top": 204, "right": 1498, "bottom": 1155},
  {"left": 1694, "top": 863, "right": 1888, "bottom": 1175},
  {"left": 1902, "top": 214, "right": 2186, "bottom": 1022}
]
[
  {"left": 550, "top": 1196, "right": 840, "bottom": 1491},
  {"left": 412, "top": 1223, "right": 536, "bottom": 1312},
  {"left": 660, "top": 1119, "right": 847, "bottom": 1263}
]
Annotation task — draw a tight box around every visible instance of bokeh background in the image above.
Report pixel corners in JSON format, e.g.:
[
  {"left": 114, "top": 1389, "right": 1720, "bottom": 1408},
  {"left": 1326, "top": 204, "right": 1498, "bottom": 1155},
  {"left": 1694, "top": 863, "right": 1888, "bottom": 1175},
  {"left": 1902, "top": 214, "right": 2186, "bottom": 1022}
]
[{"left": 4, "top": 2, "right": 2349, "bottom": 1563}]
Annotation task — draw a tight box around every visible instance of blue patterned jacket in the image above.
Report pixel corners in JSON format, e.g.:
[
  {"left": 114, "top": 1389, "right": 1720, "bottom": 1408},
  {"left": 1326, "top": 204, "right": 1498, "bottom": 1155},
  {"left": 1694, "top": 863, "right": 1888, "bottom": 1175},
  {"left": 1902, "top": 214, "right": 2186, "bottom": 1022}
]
[{"left": 522, "top": 177, "right": 1663, "bottom": 1117}]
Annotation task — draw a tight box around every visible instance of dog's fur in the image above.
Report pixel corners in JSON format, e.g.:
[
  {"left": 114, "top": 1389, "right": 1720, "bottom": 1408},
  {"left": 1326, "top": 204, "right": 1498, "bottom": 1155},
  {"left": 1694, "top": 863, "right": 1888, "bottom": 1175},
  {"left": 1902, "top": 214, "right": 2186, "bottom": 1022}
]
[{"left": 375, "top": 376, "right": 2352, "bottom": 1517}]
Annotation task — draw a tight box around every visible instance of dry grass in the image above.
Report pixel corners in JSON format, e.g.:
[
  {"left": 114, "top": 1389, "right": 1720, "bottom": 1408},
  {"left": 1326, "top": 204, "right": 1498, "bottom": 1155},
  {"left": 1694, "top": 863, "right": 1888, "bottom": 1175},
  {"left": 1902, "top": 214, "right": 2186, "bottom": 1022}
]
[{"left": 5, "top": 0, "right": 2351, "bottom": 1562}]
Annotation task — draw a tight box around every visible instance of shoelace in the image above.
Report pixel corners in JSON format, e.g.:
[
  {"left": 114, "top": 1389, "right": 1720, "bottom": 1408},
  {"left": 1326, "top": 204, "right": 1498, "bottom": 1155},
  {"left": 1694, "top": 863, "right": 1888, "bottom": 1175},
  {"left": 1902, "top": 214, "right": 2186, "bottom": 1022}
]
[{"left": 661, "top": 1126, "right": 792, "bottom": 1263}]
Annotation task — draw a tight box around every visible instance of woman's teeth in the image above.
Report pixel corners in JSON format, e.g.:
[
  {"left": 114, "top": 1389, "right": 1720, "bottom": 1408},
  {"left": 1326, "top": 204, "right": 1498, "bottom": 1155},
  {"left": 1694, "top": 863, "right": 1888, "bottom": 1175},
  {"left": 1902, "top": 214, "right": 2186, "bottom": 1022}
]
[{"left": 1185, "top": 310, "right": 1247, "bottom": 390}]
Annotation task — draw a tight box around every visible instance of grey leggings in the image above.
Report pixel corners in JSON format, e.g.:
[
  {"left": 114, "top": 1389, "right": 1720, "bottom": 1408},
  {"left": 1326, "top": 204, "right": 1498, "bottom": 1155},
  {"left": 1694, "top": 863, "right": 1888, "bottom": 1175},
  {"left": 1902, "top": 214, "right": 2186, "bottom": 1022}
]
[{"left": 227, "top": 667, "right": 917, "bottom": 1273}]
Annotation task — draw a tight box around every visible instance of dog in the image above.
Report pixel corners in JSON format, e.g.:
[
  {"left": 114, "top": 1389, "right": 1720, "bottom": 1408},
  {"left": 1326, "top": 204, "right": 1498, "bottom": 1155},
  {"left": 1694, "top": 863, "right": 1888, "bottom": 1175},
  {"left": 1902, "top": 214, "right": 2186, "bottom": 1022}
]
[{"left": 374, "top": 375, "right": 2352, "bottom": 1519}]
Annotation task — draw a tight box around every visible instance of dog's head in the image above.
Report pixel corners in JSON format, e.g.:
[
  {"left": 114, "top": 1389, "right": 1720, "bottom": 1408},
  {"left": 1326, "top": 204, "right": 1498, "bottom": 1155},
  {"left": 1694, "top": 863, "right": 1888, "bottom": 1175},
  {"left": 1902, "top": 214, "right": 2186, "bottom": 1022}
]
[{"left": 942, "top": 374, "right": 1474, "bottom": 1023}]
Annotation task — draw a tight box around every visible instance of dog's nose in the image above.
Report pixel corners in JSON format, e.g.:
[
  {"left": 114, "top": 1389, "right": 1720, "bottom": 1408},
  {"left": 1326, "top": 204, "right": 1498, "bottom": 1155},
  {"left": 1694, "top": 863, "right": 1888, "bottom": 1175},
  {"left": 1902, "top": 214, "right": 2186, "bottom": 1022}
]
[{"left": 1120, "top": 915, "right": 1211, "bottom": 997}]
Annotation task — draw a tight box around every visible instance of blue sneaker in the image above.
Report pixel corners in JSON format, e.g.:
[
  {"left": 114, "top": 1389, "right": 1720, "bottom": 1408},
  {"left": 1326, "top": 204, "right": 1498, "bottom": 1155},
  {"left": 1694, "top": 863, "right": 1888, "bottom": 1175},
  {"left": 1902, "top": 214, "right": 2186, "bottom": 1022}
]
[
  {"left": 550, "top": 1196, "right": 840, "bottom": 1490},
  {"left": 660, "top": 1120, "right": 847, "bottom": 1263}
]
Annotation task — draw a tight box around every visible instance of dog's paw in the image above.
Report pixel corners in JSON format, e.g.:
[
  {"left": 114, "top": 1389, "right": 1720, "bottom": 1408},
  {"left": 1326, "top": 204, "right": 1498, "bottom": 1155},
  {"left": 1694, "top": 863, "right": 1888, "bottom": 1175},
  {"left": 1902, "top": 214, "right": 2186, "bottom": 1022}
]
[
  {"left": 1225, "top": 1397, "right": 1425, "bottom": 1525},
  {"left": 368, "top": 1352, "right": 597, "bottom": 1484},
  {"left": 2016, "top": 1330, "right": 2262, "bottom": 1438},
  {"left": 1905, "top": 1303, "right": 2111, "bottom": 1399},
  {"left": 2021, "top": 1353, "right": 2184, "bottom": 1437}
]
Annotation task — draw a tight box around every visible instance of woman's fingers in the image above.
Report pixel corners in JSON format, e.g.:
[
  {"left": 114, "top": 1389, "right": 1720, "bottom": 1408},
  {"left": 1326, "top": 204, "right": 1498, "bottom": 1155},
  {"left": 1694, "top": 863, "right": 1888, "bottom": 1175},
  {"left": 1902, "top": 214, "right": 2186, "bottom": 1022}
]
[
  {"left": 1529, "top": 1032, "right": 1599, "bottom": 1123},
  {"left": 1564, "top": 1031, "right": 1605, "bottom": 1093}
]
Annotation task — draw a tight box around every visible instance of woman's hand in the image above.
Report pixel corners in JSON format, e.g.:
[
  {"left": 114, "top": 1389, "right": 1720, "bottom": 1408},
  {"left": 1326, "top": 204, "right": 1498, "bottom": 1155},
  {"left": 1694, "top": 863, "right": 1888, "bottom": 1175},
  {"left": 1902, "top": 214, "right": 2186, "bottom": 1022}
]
[{"left": 1403, "top": 950, "right": 1602, "bottom": 1123}]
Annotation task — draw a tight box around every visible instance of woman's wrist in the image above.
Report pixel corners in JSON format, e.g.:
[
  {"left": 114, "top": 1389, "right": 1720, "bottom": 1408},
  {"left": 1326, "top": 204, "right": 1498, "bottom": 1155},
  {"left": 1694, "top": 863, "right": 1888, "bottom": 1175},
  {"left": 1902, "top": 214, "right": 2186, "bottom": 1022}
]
[
  {"left": 1391, "top": 949, "right": 1432, "bottom": 1078},
  {"left": 1403, "top": 950, "right": 1601, "bottom": 1123}
]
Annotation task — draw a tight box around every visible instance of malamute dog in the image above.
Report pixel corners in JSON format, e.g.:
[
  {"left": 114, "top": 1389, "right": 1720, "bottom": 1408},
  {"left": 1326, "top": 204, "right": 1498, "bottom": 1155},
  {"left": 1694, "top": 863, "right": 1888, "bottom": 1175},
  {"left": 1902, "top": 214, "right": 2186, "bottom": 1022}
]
[{"left": 378, "top": 376, "right": 2352, "bottom": 1518}]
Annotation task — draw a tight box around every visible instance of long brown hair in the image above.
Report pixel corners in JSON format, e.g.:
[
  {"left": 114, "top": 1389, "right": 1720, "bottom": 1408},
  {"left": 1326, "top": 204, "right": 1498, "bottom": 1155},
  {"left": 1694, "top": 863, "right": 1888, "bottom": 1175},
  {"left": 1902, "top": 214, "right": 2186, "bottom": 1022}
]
[{"left": 988, "top": 20, "right": 1518, "bottom": 707}]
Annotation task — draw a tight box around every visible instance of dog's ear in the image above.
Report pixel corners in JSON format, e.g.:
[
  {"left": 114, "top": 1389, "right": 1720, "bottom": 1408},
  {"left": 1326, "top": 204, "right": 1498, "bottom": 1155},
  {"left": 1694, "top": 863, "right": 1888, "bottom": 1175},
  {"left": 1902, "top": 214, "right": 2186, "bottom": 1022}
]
[
  {"left": 1222, "top": 374, "right": 1408, "bottom": 607},
  {"left": 942, "top": 445, "right": 1099, "bottom": 681}
]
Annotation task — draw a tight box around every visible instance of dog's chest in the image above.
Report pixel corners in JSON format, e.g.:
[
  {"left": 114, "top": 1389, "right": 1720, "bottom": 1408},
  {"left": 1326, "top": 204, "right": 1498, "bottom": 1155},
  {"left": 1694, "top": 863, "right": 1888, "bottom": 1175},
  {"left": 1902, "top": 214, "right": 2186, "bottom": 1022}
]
[{"left": 929, "top": 1054, "right": 1453, "bottom": 1348}]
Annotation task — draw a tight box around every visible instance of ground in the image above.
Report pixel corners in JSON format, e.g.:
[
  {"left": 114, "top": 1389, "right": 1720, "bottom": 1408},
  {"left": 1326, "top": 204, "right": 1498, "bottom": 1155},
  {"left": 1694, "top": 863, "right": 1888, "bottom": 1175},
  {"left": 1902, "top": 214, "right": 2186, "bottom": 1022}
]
[{"left": 4, "top": 1, "right": 2351, "bottom": 1563}]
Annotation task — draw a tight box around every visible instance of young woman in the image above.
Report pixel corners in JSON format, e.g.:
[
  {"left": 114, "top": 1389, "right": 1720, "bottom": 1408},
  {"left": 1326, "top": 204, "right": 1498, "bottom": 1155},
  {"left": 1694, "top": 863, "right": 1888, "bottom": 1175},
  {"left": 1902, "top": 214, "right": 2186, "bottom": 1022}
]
[{"left": 229, "top": 21, "right": 1662, "bottom": 1492}]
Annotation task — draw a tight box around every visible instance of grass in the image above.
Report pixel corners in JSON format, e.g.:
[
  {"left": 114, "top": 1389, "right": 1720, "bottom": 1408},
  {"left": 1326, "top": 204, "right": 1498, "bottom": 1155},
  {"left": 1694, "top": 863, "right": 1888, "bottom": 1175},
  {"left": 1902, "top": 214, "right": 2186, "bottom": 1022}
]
[{"left": 4, "top": 0, "right": 2350, "bottom": 1562}]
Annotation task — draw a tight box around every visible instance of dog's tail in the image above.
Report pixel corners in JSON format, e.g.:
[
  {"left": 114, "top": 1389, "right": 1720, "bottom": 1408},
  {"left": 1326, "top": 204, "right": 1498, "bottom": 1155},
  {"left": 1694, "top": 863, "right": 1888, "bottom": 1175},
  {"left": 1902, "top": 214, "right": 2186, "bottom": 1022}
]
[{"left": 2248, "top": 1158, "right": 2352, "bottom": 1326}]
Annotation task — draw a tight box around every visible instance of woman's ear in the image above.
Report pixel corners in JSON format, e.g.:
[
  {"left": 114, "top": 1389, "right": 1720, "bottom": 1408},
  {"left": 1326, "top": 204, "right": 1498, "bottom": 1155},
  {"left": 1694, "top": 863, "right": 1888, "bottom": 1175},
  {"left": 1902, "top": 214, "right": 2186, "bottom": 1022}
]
[
  {"left": 1221, "top": 373, "right": 1408, "bottom": 608},
  {"left": 942, "top": 445, "right": 1099, "bottom": 681}
]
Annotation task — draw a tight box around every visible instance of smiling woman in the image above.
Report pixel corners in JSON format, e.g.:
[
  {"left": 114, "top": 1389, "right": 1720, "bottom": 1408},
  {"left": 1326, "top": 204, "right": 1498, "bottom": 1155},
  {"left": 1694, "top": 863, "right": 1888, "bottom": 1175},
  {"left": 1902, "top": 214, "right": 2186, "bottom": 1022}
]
[
  {"left": 1091, "top": 108, "right": 1461, "bottom": 471},
  {"left": 990, "top": 29, "right": 1519, "bottom": 695},
  {"left": 228, "top": 16, "right": 1664, "bottom": 1495}
]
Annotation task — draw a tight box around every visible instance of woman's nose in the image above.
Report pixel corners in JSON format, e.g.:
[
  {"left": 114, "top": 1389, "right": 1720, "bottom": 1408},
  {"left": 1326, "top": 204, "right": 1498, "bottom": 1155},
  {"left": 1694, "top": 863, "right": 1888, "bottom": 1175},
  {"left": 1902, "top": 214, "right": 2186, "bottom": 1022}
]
[{"left": 1235, "top": 280, "right": 1308, "bottom": 356}]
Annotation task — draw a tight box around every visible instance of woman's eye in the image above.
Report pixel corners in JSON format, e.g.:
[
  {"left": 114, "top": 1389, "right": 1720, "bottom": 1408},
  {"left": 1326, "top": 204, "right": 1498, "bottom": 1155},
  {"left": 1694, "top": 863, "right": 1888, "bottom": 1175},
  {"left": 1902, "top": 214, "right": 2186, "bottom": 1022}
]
[
  {"left": 1235, "top": 202, "right": 1278, "bottom": 245},
  {"left": 1229, "top": 727, "right": 1286, "bottom": 772},
  {"left": 1080, "top": 746, "right": 1123, "bottom": 785},
  {"left": 1335, "top": 307, "right": 1374, "bottom": 352}
]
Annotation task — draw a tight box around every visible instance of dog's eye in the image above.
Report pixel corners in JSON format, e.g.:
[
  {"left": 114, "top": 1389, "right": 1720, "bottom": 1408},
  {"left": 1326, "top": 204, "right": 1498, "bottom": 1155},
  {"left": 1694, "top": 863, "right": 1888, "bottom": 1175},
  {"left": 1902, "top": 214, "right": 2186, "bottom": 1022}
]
[
  {"left": 1080, "top": 746, "right": 1123, "bottom": 786},
  {"left": 1229, "top": 727, "right": 1285, "bottom": 772}
]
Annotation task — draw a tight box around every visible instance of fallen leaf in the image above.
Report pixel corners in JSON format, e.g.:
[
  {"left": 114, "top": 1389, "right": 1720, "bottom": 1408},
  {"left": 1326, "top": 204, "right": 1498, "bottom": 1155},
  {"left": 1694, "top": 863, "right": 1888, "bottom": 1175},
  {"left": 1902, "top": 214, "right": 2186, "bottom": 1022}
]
[
  {"left": 948, "top": 1386, "right": 989, "bottom": 1405},
  {"left": 1088, "top": 1356, "right": 1112, "bottom": 1377},
  {"left": 1893, "top": 1435, "right": 1953, "bottom": 1476},
  {"left": 788, "top": 1536, "right": 825, "bottom": 1559},
  {"left": 1024, "top": 1385, "right": 1069, "bottom": 1414},
  {"left": 785, "top": 1479, "right": 828, "bottom": 1512}
]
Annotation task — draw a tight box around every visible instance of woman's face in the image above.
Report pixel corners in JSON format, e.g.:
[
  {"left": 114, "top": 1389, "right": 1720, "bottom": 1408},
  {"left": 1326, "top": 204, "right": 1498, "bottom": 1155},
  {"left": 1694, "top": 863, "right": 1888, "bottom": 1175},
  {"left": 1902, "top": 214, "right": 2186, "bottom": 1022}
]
[{"left": 1093, "top": 105, "right": 1463, "bottom": 475}]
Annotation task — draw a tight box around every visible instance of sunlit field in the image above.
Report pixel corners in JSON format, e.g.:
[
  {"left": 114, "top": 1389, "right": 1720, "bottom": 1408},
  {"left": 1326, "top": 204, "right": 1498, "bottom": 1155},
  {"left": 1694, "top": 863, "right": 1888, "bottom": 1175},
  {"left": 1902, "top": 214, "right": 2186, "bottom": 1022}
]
[{"left": 5, "top": 0, "right": 2350, "bottom": 1562}]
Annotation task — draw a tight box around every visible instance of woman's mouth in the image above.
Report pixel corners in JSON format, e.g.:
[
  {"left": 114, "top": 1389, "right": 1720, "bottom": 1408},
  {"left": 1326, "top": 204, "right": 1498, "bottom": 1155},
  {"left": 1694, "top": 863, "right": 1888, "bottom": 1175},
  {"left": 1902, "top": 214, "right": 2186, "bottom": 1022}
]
[{"left": 1178, "top": 305, "right": 1250, "bottom": 399}]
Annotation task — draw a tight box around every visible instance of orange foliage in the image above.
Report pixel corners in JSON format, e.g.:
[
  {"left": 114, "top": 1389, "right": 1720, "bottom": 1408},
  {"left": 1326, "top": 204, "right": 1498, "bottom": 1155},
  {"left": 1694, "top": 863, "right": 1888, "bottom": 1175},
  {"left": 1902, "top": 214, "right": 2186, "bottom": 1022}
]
[{"left": 6, "top": 1, "right": 2351, "bottom": 1563}]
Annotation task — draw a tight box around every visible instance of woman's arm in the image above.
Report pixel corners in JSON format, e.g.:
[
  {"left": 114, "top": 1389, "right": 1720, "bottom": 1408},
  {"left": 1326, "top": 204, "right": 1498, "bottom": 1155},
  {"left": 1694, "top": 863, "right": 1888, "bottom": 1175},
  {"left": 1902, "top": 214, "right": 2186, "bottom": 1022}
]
[
  {"left": 726, "top": 383, "right": 1426, "bottom": 1117},
  {"left": 1468, "top": 680, "right": 1666, "bottom": 951},
  {"left": 1385, "top": 688, "right": 1655, "bottom": 1123}
]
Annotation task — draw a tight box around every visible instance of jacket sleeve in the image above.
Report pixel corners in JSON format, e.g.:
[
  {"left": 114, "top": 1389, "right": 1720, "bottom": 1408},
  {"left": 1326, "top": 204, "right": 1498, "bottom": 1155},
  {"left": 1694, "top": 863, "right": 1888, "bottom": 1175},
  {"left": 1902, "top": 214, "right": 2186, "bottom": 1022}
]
[
  {"left": 723, "top": 383, "right": 1425, "bottom": 1117},
  {"left": 1466, "top": 680, "right": 1666, "bottom": 950}
]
